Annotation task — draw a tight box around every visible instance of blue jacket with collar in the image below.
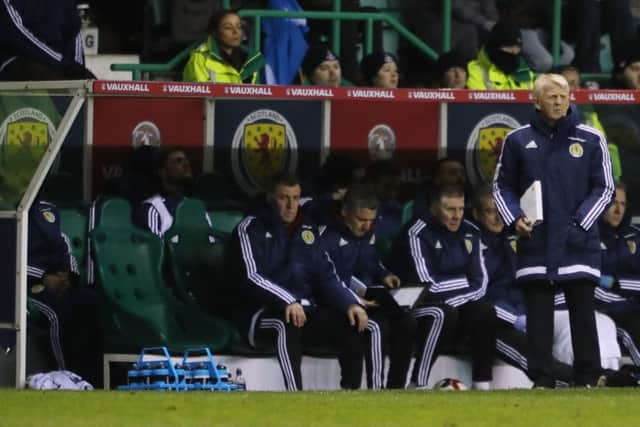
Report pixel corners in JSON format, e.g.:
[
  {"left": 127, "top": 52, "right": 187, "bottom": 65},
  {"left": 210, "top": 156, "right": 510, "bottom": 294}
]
[
  {"left": 477, "top": 225, "right": 525, "bottom": 324},
  {"left": 389, "top": 215, "right": 488, "bottom": 307},
  {"left": 226, "top": 203, "right": 360, "bottom": 333},
  {"left": 593, "top": 221, "right": 640, "bottom": 312},
  {"left": 317, "top": 214, "right": 390, "bottom": 290},
  {"left": 493, "top": 105, "right": 615, "bottom": 284}
]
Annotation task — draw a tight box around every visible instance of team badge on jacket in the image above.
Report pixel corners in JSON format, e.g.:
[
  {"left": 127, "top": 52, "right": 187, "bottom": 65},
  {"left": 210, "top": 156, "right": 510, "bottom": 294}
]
[
  {"left": 464, "top": 239, "right": 473, "bottom": 254},
  {"left": 509, "top": 238, "right": 518, "bottom": 253},
  {"left": 569, "top": 143, "right": 584, "bottom": 158},
  {"left": 301, "top": 230, "right": 315, "bottom": 244},
  {"left": 42, "top": 210, "right": 56, "bottom": 223},
  {"left": 627, "top": 240, "right": 637, "bottom": 255}
]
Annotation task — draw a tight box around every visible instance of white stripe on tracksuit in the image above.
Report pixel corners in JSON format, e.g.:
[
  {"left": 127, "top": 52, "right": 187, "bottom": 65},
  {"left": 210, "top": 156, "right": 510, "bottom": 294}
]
[
  {"left": 237, "top": 217, "right": 296, "bottom": 305},
  {"left": 576, "top": 125, "right": 615, "bottom": 230},
  {"left": 496, "top": 339, "right": 527, "bottom": 371},
  {"left": 366, "top": 319, "right": 383, "bottom": 390},
  {"left": 28, "top": 298, "right": 65, "bottom": 370},
  {"left": 259, "top": 318, "right": 298, "bottom": 391},
  {"left": 61, "top": 232, "right": 79, "bottom": 274},
  {"left": 2, "top": 0, "right": 63, "bottom": 62},
  {"left": 617, "top": 327, "right": 640, "bottom": 366},
  {"left": 491, "top": 127, "right": 531, "bottom": 226},
  {"left": 411, "top": 306, "right": 444, "bottom": 386}
]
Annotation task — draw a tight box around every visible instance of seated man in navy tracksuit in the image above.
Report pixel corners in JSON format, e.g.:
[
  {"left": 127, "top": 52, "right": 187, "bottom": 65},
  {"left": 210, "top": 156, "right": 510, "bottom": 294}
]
[
  {"left": 133, "top": 146, "right": 201, "bottom": 238},
  {"left": 389, "top": 184, "right": 499, "bottom": 390},
  {"left": 596, "top": 181, "right": 640, "bottom": 367},
  {"left": 225, "top": 174, "right": 370, "bottom": 391},
  {"left": 316, "top": 184, "right": 427, "bottom": 389},
  {"left": 28, "top": 199, "right": 101, "bottom": 386}
]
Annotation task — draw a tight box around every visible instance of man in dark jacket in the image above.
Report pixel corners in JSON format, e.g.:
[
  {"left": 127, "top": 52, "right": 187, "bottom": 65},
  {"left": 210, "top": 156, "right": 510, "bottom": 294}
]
[
  {"left": 596, "top": 181, "right": 640, "bottom": 367},
  {"left": 493, "top": 73, "right": 615, "bottom": 387},
  {"left": 318, "top": 184, "right": 436, "bottom": 389},
  {"left": 0, "top": 0, "right": 94, "bottom": 80},
  {"left": 28, "top": 199, "right": 102, "bottom": 386},
  {"left": 225, "top": 174, "right": 369, "bottom": 391},
  {"left": 390, "top": 184, "right": 499, "bottom": 390}
]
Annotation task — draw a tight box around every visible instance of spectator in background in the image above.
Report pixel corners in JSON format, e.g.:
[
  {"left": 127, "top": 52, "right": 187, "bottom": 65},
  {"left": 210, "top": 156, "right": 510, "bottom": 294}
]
[
  {"left": 299, "top": 0, "right": 382, "bottom": 84},
  {"left": 300, "top": 44, "right": 350, "bottom": 86},
  {"left": 360, "top": 52, "right": 399, "bottom": 89},
  {"left": 400, "top": 0, "right": 497, "bottom": 86},
  {"left": 497, "top": 0, "right": 574, "bottom": 72},
  {"left": 0, "top": 0, "right": 95, "bottom": 80},
  {"left": 467, "top": 21, "right": 534, "bottom": 90},
  {"left": 183, "top": 9, "right": 266, "bottom": 83},
  {"left": 611, "top": 41, "right": 640, "bottom": 90},
  {"left": 434, "top": 50, "right": 468, "bottom": 89},
  {"left": 554, "top": 64, "right": 622, "bottom": 181},
  {"left": 565, "top": 0, "right": 636, "bottom": 73},
  {"left": 263, "top": 0, "right": 309, "bottom": 85}
]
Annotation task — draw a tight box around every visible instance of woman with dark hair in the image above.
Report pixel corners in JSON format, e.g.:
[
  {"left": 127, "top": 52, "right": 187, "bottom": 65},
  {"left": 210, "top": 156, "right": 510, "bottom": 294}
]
[{"left": 183, "top": 9, "right": 265, "bottom": 83}]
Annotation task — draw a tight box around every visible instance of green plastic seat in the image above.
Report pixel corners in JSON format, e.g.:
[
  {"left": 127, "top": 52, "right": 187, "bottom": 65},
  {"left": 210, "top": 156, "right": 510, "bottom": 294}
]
[
  {"left": 166, "top": 198, "right": 233, "bottom": 316},
  {"left": 91, "top": 198, "right": 235, "bottom": 353},
  {"left": 59, "top": 207, "right": 88, "bottom": 284},
  {"left": 208, "top": 209, "right": 244, "bottom": 240}
]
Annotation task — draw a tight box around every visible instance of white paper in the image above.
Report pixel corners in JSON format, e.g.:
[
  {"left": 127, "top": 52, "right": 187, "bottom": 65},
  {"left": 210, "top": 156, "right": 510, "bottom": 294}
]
[
  {"left": 520, "top": 180, "right": 543, "bottom": 225},
  {"left": 349, "top": 276, "right": 368, "bottom": 297},
  {"left": 390, "top": 287, "right": 425, "bottom": 308}
]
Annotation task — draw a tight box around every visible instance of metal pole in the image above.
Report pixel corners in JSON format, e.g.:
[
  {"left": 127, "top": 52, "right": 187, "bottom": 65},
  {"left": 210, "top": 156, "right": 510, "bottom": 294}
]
[
  {"left": 551, "top": 0, "right": 562, "bottom": 66},
  {"left": 365, "top": 19, "right": 374, "bottom": 54},
  {"left": 254, "top": 17, "right": 262, "bottom": 52},
  {"left": 442, "top": 0, "right": 451, "bottom": 52},
  {"left": 332, "top": 0, "right": 342, "bottom": 56},
  {"left": 15, "top": 91, "right": 86, "bottom": 388}
]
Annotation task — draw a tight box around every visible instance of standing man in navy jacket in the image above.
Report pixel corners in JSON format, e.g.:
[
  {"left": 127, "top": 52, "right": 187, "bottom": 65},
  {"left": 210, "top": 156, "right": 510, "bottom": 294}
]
[
  {"left": 493, "top": 73, "right": 615, "bottom": 387},
  {"left": 225, "top": 174, "right": 369, "bottom": 391},
  {"left": 0, "top": 0, "right": 95, "bottom": 80}
]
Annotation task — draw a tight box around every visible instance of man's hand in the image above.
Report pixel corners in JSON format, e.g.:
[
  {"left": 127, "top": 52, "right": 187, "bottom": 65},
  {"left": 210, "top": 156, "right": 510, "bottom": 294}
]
[
  {"left": 42, "top": 272, "right": 71, "bottom": 297},
  {"left": 347, "top": 304, "right": 368, "bottom": 332},
  {"left": 515, "top": 216, "right": 533, "bottom": 238},
  {"left": 383, "top": 274, "right": 401, "bottom": 289},
  {"left": 359, "top": 298, "right": 379, "bottom": 309},
  {"left": 285, "top": 302, "right": 307, "bottom": 328}
]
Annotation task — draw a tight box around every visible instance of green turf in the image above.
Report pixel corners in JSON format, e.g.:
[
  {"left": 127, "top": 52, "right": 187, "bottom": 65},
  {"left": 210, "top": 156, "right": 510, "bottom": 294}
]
[{"left": 2, "top": 389, "right": 640, "bottom": 427}]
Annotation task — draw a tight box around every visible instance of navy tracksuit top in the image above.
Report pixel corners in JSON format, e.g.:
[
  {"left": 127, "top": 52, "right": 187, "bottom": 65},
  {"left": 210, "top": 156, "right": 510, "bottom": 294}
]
[
  {"left": 493, "top": 105, "right": 615, "bottom": 284},
  {"left": 389, "top": 216, "right": 488, "bottom": 308}
]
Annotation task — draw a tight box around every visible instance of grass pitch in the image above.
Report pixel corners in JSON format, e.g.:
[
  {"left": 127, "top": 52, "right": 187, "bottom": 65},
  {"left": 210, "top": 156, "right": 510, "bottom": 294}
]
[{"left": 2, "top": 388, "right": 639, "bottom": 427}]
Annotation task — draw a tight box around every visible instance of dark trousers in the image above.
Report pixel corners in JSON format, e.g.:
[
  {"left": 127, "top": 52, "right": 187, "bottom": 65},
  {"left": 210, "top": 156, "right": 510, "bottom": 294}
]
[
  {"left": 367, "top": 309, "right": 417, "bottom": 389},
  {"left": 28, "top": 286, "right": 103, "bottom": 387},
  {"left": 495, "top": 319, "right": 573, "bottom": 384},
  {"left": 413, "top": 300, "right": 497, "bottom": 383},
  {"left": 256, "top": 307, "right": 365, "bottom": 390},
  {"left": 523, "top": 280, "right": 601, "bottom": 387}
]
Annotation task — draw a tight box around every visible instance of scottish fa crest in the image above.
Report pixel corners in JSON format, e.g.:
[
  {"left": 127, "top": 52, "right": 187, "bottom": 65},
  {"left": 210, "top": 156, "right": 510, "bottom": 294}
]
[
  {"left": 231, "top": 109, "right": 298, "bottom": 195},
  {"left": 465, "top": 114, "right": 520, "bottom": 186},
  {"left": 0, "top": 108, "right": 55, "bottom": 152}
]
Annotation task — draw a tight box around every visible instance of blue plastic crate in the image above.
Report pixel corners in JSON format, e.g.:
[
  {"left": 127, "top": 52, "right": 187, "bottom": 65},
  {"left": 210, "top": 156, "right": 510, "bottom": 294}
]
[{"left": 118, "top": 346, "right": 244, "bottom": 391}]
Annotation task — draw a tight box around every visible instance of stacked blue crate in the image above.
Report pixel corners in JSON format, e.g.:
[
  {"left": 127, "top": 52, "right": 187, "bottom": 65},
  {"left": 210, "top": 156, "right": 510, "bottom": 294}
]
[{"left": 118, "top": 346, "right": 244, "bottom": 391}]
